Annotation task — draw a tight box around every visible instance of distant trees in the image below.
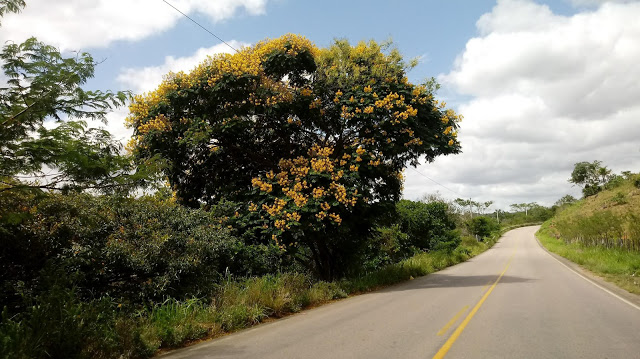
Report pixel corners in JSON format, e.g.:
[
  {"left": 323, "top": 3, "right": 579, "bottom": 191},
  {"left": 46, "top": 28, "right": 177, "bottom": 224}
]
[
  {"left": 453, "top": 198, "right": 493, "bottom": 217},
  {"left": 510, "top": 202, "right": 536, "bottom": 216}
]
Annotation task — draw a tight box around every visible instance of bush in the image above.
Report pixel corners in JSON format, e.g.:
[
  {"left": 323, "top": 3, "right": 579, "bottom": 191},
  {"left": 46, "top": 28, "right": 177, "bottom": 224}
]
[
  {"left": 612, "top": 192, "right": 627, "bottom": 205},
  {"left": 0, "top": 286, "right": 125, "bottom": 359},
  {"left": 0, "top": 191, "right": 278, "bottom": 311},
  {"left": 396, "top": 200, "right": 461, "bottom": 252},
  {"left": 465, "top": 216, "right": 500, "bottom": 240},
  {"left": 604, "top": 175, "right": 625, "bottom": 190}
]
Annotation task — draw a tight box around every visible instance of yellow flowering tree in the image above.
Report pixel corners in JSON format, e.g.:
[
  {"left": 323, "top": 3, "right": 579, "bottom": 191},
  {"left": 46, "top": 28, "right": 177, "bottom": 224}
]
[{"left": 127, "top": 34, "right": 461, "bottom": 279}]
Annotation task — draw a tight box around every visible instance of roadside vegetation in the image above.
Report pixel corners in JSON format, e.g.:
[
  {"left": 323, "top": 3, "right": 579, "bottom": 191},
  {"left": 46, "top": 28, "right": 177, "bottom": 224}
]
[
  {"left": 1, "top": 189, "right": 510, "bottom": 359},
  {"left": 537, "top": 163, "right": 640, "bottom": 294}
]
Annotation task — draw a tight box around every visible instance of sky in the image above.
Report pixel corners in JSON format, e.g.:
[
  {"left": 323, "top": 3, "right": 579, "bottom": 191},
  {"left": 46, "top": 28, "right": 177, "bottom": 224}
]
[{"left": 3, "top": 0, "right": 639, "bottom": 210}]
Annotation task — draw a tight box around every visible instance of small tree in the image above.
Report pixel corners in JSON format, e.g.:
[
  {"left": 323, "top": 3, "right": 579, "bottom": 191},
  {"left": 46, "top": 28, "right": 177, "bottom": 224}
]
[
  {"left": 0, "top": 36, "right": 143, "bottom": 193},
  {"left": 569, "top": 160, "right": 612, "bottom": 197},
  {"left": 554, "top": 195, "right": 577, "bottom": 207},
  {"left": 466, "top": 217, "right": 499, "bottom": 240},
  {"left": 127, "top": 35, "right": 462, "bottom": 279}
]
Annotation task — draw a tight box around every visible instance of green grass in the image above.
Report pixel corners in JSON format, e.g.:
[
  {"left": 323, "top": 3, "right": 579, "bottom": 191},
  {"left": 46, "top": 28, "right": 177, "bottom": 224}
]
[{"left": 537, "top": 222, "right": 640, "bottom": 294}]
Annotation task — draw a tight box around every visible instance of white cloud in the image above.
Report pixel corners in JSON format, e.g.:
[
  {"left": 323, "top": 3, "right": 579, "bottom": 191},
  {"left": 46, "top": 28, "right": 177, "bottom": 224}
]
[
  {"left": 569, "top": 0, "right": 640, "bottom": 7},
  {"left": 117, "top": 41, "right": 247, "bottom": 94},
  {"left": 405, "top": 0, "right": 640, "bottom": 209},
  {"left": 1, "top": 0, "right": 267, "bottom": 50}
]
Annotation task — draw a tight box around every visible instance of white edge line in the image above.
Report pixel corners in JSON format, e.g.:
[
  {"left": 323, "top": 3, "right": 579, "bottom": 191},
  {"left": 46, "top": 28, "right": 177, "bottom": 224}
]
[{"left": 537, "top": 235, "right": 640, "bottom": 312}]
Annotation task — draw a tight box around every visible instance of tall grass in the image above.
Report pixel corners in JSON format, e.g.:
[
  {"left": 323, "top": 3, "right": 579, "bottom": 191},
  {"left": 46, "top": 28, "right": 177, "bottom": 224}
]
[
  {"left": 552, "top": 210, "right": 640, "bottom": 251},
  {"left": 550, "top": 177, "right": 640, "bottom": 251},
  {"left": 537, "top": 222, "right": 640, "bottom": 294}
]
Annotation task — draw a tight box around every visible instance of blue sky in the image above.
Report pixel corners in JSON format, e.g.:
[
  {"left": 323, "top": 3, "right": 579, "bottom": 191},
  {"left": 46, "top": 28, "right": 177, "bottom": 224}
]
[
  {"left": 87, "top": 0, "right": 574, "bottom": 92},
  {"left": 3, "top": 0, "right": 640, "bottom": 209}
]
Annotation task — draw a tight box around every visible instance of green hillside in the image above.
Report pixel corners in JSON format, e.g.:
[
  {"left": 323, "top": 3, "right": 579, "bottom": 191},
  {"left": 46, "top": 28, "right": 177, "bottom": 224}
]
[{"left": 537, "top": 175, "right": 640, "bottom": 294}]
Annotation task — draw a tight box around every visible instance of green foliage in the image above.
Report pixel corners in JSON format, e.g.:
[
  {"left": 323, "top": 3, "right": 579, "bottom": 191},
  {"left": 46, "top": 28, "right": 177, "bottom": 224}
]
[
  {"left": 0, "top": 191, "right": 271, "bottom": 311},
  {"left": 604, "top": 174, "right": 625, "bottom": 190},
  {"left": 611, "top": 191, "right": 627, "bottom": 205},
  {"left": 569, "top": 160, "right": 614, "bottom": 197},
  {"left": 216, "top": 273, "right": 345, "bottom": 321},
  {"left": 465, "top": 216, "right": 500, "bottom": 240},
  {"left": 0, "top": 36, "right": 142, "bottom": 193},
  {"left": 396, "top": 199, "right": 460, "bottom": 252},
  {"left": 343, "top": 235, "right": 498, "bottom": 293},
  {"left": 453, "top": 198, "right": 493, "bottom": 217},
  {"left": 364, "top": 224, "right": 410, "bottom": 268},
  {"left": 1, "top": 219, "right": 500, "bottom": 359},
  {"left": 0, "top": 0, "right": 24, "bottom": 25},
  {"left": 142, "top": 298, "right": 217, "bottom": 348},
  {"left": 127, "top": 35, "right": 461, "bottom": 279},
  {"left": 0, "top": 286, "right": 123, "bottom": 359}
]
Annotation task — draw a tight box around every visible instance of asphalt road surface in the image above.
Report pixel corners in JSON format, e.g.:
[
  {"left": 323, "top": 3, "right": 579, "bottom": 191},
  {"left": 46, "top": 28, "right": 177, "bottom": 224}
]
[{"left": 162, "top": 226, "right": 640, "bottom": 359}]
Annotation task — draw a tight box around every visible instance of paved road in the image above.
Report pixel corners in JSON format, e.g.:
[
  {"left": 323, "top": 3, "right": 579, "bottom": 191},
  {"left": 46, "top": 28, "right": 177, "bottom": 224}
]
[{"left": 162, "top": 226, "right": 640, "bottom": 359}]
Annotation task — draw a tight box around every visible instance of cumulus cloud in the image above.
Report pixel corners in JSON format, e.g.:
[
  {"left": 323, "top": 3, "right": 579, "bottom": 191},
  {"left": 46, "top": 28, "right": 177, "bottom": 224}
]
[
  {"left": 0, "top": 0, "right": 267, "bottom": 49},
  {"left": 405, "top": 0, "right": 640, "bottom": 209},
  {"left": 117, "top": 41, "right": 247, "bottom": 94}
]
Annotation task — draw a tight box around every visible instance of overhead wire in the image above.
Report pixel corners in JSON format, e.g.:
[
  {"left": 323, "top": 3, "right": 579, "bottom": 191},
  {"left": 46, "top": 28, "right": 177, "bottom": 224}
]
[
  {"left": 408, "top": 167, "right": 463, "bottom": 197},
  {"left": 160, "top": 0, "right": 239, "bottom": 53}
]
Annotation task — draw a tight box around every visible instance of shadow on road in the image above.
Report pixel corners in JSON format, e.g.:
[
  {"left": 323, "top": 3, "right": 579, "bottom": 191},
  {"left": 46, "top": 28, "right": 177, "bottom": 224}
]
[{"left": 380, "top": 274, "right": 534, "bottom": 293}]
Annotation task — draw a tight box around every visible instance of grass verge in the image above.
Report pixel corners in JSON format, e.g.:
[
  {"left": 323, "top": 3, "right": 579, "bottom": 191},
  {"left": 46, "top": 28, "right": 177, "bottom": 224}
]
[{"left": 536, "top": 221, "right": 640, "bottom": 295}]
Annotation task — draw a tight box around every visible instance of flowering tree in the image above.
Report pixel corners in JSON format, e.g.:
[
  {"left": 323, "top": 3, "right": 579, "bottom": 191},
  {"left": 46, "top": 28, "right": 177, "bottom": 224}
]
[{"left": 127, "top": 34, "right": 462, "bottom": 279}]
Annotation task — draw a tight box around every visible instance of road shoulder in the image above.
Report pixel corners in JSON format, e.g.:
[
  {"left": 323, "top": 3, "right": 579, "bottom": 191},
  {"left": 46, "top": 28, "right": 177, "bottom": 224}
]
[{"left": 534, "top": 233, "right": 640, "bottom": 311}]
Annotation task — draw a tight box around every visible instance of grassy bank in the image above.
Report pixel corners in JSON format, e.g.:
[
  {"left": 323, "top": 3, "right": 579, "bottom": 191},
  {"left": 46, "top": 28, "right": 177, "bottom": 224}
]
[{"left": 536, "top": 222, "right": 640, "bottom": 295}]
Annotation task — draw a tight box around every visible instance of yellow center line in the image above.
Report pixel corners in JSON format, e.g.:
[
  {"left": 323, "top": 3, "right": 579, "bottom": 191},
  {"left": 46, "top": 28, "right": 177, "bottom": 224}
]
[
  {"left": 432, "top": 252, "right": 516, "bottom": 359},
  {"left": 437, "top": 305, "right": 469, "bottom": 336},
  {"left": 481, "top": 279, "right": 494, "bottom": 293}
]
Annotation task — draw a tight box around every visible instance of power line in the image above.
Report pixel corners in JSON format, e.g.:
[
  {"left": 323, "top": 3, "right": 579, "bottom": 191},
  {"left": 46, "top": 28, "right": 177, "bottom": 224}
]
[
  {"left": 409, "top": 167, "right": 463, "bottom": 197},
  {"left": 161, "top": 0, "right": 239, "bottom": 53}
]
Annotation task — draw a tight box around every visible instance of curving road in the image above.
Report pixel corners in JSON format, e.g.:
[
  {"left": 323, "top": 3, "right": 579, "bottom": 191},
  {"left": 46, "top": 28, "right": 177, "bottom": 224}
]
[{"left": 162, "top": 226, "right": 640, "bottom": 359}]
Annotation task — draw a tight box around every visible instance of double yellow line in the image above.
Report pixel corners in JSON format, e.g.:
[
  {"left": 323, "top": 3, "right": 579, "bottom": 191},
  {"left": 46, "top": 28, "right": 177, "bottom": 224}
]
[{"left": 432, "top": 252, "right": 516, "bottom": 359}]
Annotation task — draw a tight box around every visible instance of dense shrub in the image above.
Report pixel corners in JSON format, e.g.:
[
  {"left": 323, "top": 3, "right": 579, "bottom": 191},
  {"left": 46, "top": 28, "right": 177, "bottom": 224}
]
[
  {"left": 465, "top": 216, "right": 500, "bottom": 240},
  {"left": 396, "top": 200, "right": 461, "bottom": 252},
  {"left": 357, "top": 224, "right": 411, "bottom": 272},
  {"left": 0, "top": 192, "right": 281, "bottom": 311}
]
